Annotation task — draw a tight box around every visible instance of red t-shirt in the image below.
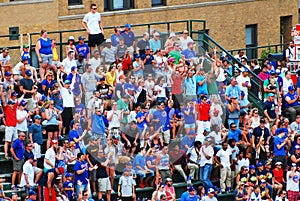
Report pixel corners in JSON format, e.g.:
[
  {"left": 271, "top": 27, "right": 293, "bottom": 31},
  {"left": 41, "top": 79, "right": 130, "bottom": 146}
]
[
  {"left": 273, "top": 168, "right": 284, "bottom": 183},
  {"left": 197, "top": 102, "right": 210, "bottom": 121},
  {"left": 4, "top": 103, "right": 18, "bottom": 127},
  {"left": 171, "top": 75, "right": 182, "bottom": 95}
]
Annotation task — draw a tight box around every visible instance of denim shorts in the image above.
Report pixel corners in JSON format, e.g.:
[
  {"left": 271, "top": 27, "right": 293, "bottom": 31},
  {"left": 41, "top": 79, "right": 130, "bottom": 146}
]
[{"left": 40, "top": 53, "right": 53, "bottom": 65}]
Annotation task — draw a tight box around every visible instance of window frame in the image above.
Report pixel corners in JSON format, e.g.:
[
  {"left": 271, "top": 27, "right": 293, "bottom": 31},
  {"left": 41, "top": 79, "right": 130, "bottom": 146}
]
[
  {"left": 68, "top": 0, "right": 82, "bottom": 6},
  {"left": 104, "top": 0, "right": 134, "bottom": 11},
  {"left": 152, "top": 0, "right": 166, "bottom": 6}
]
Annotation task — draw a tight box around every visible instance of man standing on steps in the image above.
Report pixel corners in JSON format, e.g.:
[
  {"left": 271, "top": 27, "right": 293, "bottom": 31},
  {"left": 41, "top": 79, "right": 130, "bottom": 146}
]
[
  {"left": 82, "top": 3, "right": 105, "bottom": 54},
  {"left": 10, "top": 132, "right": 26, "bottom": 190},
  {"left": 1, "top": 91, "right": 24, "bottom": 160}
]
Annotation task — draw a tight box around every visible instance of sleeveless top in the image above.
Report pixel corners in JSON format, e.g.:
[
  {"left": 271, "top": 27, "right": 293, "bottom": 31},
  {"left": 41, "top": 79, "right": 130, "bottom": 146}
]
[
  {"left": 228, "top": 106, "right": 239, "bottom": 119},
  {"left": 39, "top": 38, "right": 52, "bottom": 55},
  {"left": 46, "top": 109, "right": 58, "bottom": 125}
]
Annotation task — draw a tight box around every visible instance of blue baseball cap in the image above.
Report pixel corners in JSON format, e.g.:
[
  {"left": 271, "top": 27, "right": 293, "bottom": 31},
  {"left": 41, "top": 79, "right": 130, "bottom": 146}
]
[
  {"left": 25, "top": 69, "right": 32, "bottom": 76},
  {"left": 4, "top": 71, "right": 11, "bottom": 76},
  {"left": 124, "top": 23, "right": 131, "bottom": 28},
  {"left": 7, "top": 100, "right": 15, "bottom": 105},
  {"left": 288, "top": 86, "right": 295, "bottom": 91},
  {"left": 34, "top": 115, "right": 42, "bottom": 119},
  {"left": 12, "top": 92, "right": 18, "bottom": 97},
  {"left": 188, "top": 130, "right": 195, "bottom": 135},
  {"left": 65, "top": 173, "right": 73, "bottom": 178},
  {"left": 64, "top": 80, "right": 71, "bottom": 84},
  {"left": 71, "top": 66, "right": 76, "bottom": 71},
  {"left": 256, "top": 162, "right": 263, "bottom": 167},
  {"left": 270, "top": 70, "right": 276, "bottom": 75},
  {"left": 28, "top": 190, "right": 36, "bottom": 196},
  {"left": 267, "top": 61, "right": 273, "bottom": 66},
  {"left": 241, "top": 91, "right": 245, "bottom": 97},
  {"left": 20, "top": 100, "right": 27, "bottom": 107},
  {"left": 249, "top": 165, "right": 255, "bottom": 169},
  {"left": 267, "top": 93, "right": 275, "bottom": 97}
]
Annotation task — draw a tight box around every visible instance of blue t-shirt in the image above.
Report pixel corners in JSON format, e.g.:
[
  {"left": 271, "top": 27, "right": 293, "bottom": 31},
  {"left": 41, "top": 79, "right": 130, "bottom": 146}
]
[
  {"left": 12, "top": 138, "right": 25, "bottom": 160},
  {"left": 120, "top": 31, "right": 135, "bottom": 47},
  {"left": 74, "top": 160, "right": 89, "bottom": 185},
  {"left": 66, "top": 74, "right": 81, "bottom": 96},
  {"left": 41, "top": 79, "right": 55, "bottom": 90},
  {"left": 63, "top": 180, "right": 74, "bottom": 198},
  {"left": 181, "top": 49, "right": 196, "bottom": 59},
  {"left": 75, "top": 103, "right": 85, "bottom": 115},
  {"left": 69, "top": 129, "right": 80, "bottom": 149},
  {"left": 76, "top": 43, "right": 90, "bottom": 59},
  {"left": 22, "top": 51, "right": 31, "bottom": 65},
  {"left": 228, "top": 129, "right": 242, "bottom": 142},
  {"left": 111, "top": 33, "right": 121, "bottom": 47},
  {"left": 274, "top": 136, "right": 286, "bottom": 156},
  {"left": 225, "top": 85, "right": 241, "bottom": 102},
  {"left": 182, "top": 107, "right": 195, "bottom": 124},
  {"left": 91, "top": 114, "right": 106, "bottom": 135},
  {"left": 180, "top": 136, "right": 195, "bottom": 151},
  {"left": 135, "top": 111, "right": 148, "bottom": 129},
  {"left": 29, "top": 123, "right": 43, "bottom": 145},
  {"left": 180, "top": 191, "right": 189, "bottom": 201},
  {"left": 39, "top": 38, "right": 52, "bottom": 55},
  {"left": 152, "top": 109, "right": 168, "bottom": 131},
  {"left": 133, "top": 153, "right": 146, "bottom": 171},
  {"left": 196, "top": 75, "right": 208, "bottom": 95},
  {"left": 124, "top": 83, "right": 136, "bottom": 96}
]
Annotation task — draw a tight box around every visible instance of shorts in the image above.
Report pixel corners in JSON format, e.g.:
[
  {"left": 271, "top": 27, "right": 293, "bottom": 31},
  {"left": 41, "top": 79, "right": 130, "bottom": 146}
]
[
  {"left": 88, "top": 33, "right": 104, "bottom": 47},
  {"left": 184, "top": 123, "right": 195, "bottom": 129},
  {"left": 159, "top": 130, "right": 170, "bottom": 144},
  {"left": 13, "top": 159, "right": 24, "bottom": 171},
  {"left": 89, "top": 169, "right": 97, "bottom": 182},
  {"left": 5, "top": 126, "right": 17, "bottom": 142},
  {"left": 40, "top": 54, "right": 53, "bottom": 65},
  {"left": 33, "top": 166, "right": 42, "bottom": 175},
  {"left": 46, "top": 125, "right": 59, "bottom": 132},
  {"left": 33, "top": 143, "right": 41, "bottom": 159},
  {"left": 98, "top": 177, "right": 111, "bottom": 192}
]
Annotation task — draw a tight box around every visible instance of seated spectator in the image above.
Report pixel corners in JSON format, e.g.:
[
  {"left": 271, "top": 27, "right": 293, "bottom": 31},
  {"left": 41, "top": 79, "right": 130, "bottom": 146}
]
[{"left": 284, "top": 85, "right": 300, "bottom": 122}]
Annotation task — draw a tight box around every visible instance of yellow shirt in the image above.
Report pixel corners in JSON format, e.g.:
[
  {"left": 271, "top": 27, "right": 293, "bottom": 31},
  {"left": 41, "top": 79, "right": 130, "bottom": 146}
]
[
  {"left": 52, "top": 47, "right": 59, "bottom": 61},
  {"left": 105, "top": 72, "right": 116, "bottom": 86}
]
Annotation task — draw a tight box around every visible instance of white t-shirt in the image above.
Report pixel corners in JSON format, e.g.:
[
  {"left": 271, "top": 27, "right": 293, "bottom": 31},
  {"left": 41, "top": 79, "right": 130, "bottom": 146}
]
[
  {"left": 286, "top": 170, "right": 300, "bottom": 191},
  {"left": 88, "top": 57, "right": 101, "bottom": 73},
  {"left": 87, "top": 98, "right": 102, "bottom": 112},
  {"left": 199, "top": 145, "right": 214, "bottom": 167},
  {"left": 82, "top": 12, "right": 101, "bottom": 35},
  {"left": 282, "top": 77, "right": 294, "bottom": 95},
  {"left": 236, "top": 75, "right": 251, "bottom": 97},
  {"left": 179, "top": 36, "right": 193, "bottom": 50},
  {"left": 154, "top": 84, "right": 167, "bottom": 98},
  {"left": 20, "top": 160, "right": 34, "bottom": 187},
  {"left": 16, "top": 109, "right": 28, "bottom": 132},
  {"left": 290, "top": 122, "right": 300, "bottom": 135},
  {"left": 107, "top": 110, "right": 121, "bottom": 129},
  {"left": 44, "top": 148, "right": 56, "bottom": 169},
  {"left": 215, "top": 67, "right": 226, "bottom": 82},
  {"left": 216, "top": 148, "right": 232, "bottom": 168},
  {"left": 61, "top": 58, "right": 77, "bottom": 74},
  {"left": 60, "top": 87, "right": 75, "bottom": 108},
  {"left": 250, "top": 191, "right": 262, "bottom": 201}
]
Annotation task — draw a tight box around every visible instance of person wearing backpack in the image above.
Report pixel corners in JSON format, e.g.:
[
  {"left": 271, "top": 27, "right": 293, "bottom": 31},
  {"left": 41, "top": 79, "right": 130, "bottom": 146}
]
[{"left": 284, "top": 40, "right": 294, "bottom": 62}]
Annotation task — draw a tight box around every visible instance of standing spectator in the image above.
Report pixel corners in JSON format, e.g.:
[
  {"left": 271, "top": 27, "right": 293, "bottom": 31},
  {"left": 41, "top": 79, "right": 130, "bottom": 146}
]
[
  {"left": 196, "top": 96, "right": 211, "bottom": 135},
  {"left": 118, "top": 168, "right": 135, "bottom": 201},
  {"left": 225, "top": 78, "right": 241, "bottom": 102},
  {"left": 60, "top": 50, "right": 77, "bottom": 75},
  {"left": 81, "top": 64, "right": 101, "bottom": 105},
  {"left": 121, "top": 23, "right": 135, "bottom": 58},
  {"left": 44, "top": 100, "right": 60, "bottom": 149},
  {"left": 199, "top": 138, "right": 214, "bottom": 191},
  {"left": 76, "top": 36, "right": 90, "bottom": 61},
  {"left": 66, "top": 66, "right": 82, "bottom": 100},
  {"left": 44, "top": 140, "right": 58, "bottom": 173},
  {"left": 156, "top": 145, "right": 171, "bottom": 182},
  {"left": 282, "top": 71, "right": 294, "bottom": 96},
  {"left": 29, "top": 115, "right": 43, "bottom": 160},
  {"left": 16, "top": 100, "right": 29, "bottom": 138},
  {"left": 20, "top": 156, "right": 35, "bottom": 192},
  {"left": 141, "top": 47, "right": 155, "bottom": 78},
  {"left": 273, "top": 161, "right": 284, "bottom": 194},
  {"left": 82, "top": 3, "right": 105, "bottom": 54},
  {"left": 88, "top": 50, "right": 101, "bottom": 73},
  {"left": 95, "top": 149, "right": 111, "bottom": 201},
  {"left": 286, "top": 163, "right": 300, "bottom": 201},
  {"left": 236, "top": 69, "right": 251, "bottom": 99},
  {"left": 284, "top": 86, "right": 300, "bottom": 122},
  {"left": 10, "top": 132, "right": 26, "bottom": 190},
  {"left": 19, "top": 69, "right": 35, "bottom": 112},
  {"left": 57, "top": 69, "right": 75, "bottom": 135},
  {"left": 227, "top": 95, "right": 240, "bottom": 128},
  {"left": 89, "top": 106, "right": 106, "bottom": 147},
  {"left": 263, "top": 93, "right": 277, "bottom": 124},
  {"left": 35, "top": 30, "right": 56, "bottom": 80},
  {"left": 1, "top": 91, "right": 22, "bottom": 159},
  {"left": 69, "top": 122, "right": 87, "bottom": 153},
  {"left": 274, "top": 130, "right": 289, "bottom": 170},
  {"left": 285, "top": 40, "right": 295, "bottom": 62},
  {"left": 215, "top": 141, "right": 233, "bottom": 193},
  {"left": 179, "top": 30, "right": 194, "bottom": 51},
  {"left": 183, "top": 70, "right": 197, "bottom": 101}
]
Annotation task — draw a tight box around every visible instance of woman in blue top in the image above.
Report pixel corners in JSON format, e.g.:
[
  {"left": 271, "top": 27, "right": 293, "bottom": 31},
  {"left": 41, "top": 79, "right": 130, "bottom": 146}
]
[
  {"left": 35, "top": 30, "right": 56, "bottom": 80},
  {"left": 182, "top": 101, "right": 196, "bottom": 135},
  {"left": 41, "top": 71, "right": 56, "bottom": 95}
]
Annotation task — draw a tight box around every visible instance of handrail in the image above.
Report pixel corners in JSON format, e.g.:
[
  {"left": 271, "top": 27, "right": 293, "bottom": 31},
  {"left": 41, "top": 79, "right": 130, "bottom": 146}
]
[{"left": 228, "top": 43, "right": 286, "bottom": 53}]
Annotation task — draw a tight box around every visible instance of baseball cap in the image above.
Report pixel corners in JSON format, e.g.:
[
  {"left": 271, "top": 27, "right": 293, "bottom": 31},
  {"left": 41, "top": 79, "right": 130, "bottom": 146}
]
[
  {"left": 71, "top": 66, "right": 77, "bottom": 71},
  {"left": 7, "top": 100, "right": 15, "bottom": 105},
  {"left": 4, "top": 71, "right": 11, "bottom": 77},
  {"left": 188, "top": 130, "right": 195, "bottom": 135},
  {"left": 78, "top": 36, "right": 85, "bottom": 40},
  {"left": 65, "top": 173, "right": 73, "bottom": 178},
  {"left": 166, "top": 178, "right": 172, "bottom": 182},
  {"left": 106, "top": 39, "right": 112, "bottom": 43},
  {"left": 169, "top": 32, "right": 176, "bottom": 38},
  {"left": 25, "top": 69, "right": 32, "bottom": 76},
  {"left": 123, "top": 168, "right": 130, "bottom": 172},
  {"left": 89, "top": 136, "right": 98, "bottom": 141},
  {"left": 78, "top": 53, "right": 84, "bottom": 57},
  {"left": 260, "top": 119, "right": 265, "bottom": 123},
  {"left": 249, "top": 165, "right": 255, "bottom": 169},
  {"left": 260, "top": 179, "right": 266, "bottom": 183},
  {"left": 100, "top": 77, "right": 105, "bottom": 81},
  {"left": 28, "top": 190, "right": 36, "bottom": 196},
  {"left": 12, "top": 92, "right": 18, "bottom": 97},
  {"left": 204, "top": 128, "right": 211, "bottom": 133},
  {"left": 124, "top": 23, "right": 131, "bottom": 28},
  {"left": 20, "top": 100, "right": 27, "bottom": 107},
  {"left": 267, "top": 61, "right": 273, "bottom": 66},
  {"left": 23, "top": 44, "right": 29, "bottom": 48},
  {"left": 51, "top": 140, "right": 58, "bottom": 145},
  {"left": 68, "top": 36, "right": 75, "bottom": 40},
  {"left": 295, "top": 145, "right": 300, "bottom": 149},
  {"left": 119, "top": 75, "right": 126, "bottom": 80},
  {"left": 275, "top": 161, "right": 282, "bottom": 166},
  {"left": 187, "top": 41, "right": 194, "bottom": 46},
  {"left": 126, "top": 161, "right": 132, "bottom": 166},
  {"left": 275, "top": 69, "right": 281, "bottom": 74},
  {"left": 207, "top": 188, "right": 215, "bottom": 194},
  {"left": 256, "top": 162, "right": 263, "bottom": 167},
  {"left": 270, "top": 70, "right": 276, "bottom": 75},
  {"left": 267, "top": 93, "right": 275, "bottom": 97},
  {"left": 64, "top": 80, "right": 71, "bottom": 84},
  {"left": 291, "top": 163, "right": 297, "bottom": 167},
  {"left": 34, "top": 115, "right": 42, "bottom": 119},
  {"left": 188, "top": 186, "right": 195, "bottom": 192},
  {"left": 288, "top": 86, "right": 295, "bottom": 91}
]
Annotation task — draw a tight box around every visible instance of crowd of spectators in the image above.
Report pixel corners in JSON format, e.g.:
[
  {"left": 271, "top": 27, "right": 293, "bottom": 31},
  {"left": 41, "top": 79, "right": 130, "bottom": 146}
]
[{"left": 0, "top": 3, "right": 300, "bottom": 201}]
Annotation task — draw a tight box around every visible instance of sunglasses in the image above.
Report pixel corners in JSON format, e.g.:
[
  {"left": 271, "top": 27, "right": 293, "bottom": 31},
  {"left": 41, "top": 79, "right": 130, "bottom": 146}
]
[{"left": 92, "top": 7, "right": 97, "bottom": 10}]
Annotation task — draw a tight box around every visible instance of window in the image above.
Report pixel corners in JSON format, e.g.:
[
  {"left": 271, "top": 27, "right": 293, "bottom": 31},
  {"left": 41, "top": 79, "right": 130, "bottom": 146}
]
[
  {"left": 152, "top": 0, "right": 166, "bottom": 6},
  {"left": 245, "top": 24, "right": 257, "bottom": 59},
  {"left": 104, "top": 0, "right": 134, "bottom": 11},
  {"left": 68, "top": 0, "right": 82, "bottom": 6},
  {"left": 9, "top": 27, "right": 19, "bottom": 41}
]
